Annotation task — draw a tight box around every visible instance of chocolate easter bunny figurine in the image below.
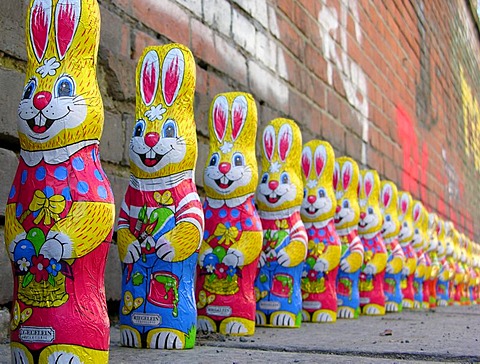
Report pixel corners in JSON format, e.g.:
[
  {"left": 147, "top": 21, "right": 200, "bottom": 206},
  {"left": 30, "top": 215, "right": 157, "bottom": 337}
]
[
  {"left": 397, "top": 191, "right": 417, "bottom": 309},
  {"left": 196, "top": 92, "right": 262, "bottom": 336},
  {"left": 426, "top": 213, "right": 441, "bottom": 307},
  {"left": 334, "top": 157, "right": 364, "bottom": 319},
  {"left": 458, "top": 234, "right": 470, "bottom": 305},
  {"left": 436, "top": 219, "right": 453, "bottom": 306},
  {"left": 117, "top": 44, "right": 204, "bottom": 349},
  {"left": 411, "top": 200, "right": 428, "bottom": 308},
  {"left": 379, "top": 180, "right": 405, "bottom": 313},
  {"left": 451, "top": 228, "right": 463, "bottom": 304},
  {"left": 255, "top": 118, "right": 307, "bottom": 328},
  {"left": 299, "top": 140, "right": 341, "bottom": 323},
  {"left": 6, "top": 1, "right": 115, "bottom": 362},
  {"left": 357, "top": 170, "right": 387, "bottom": 315}
]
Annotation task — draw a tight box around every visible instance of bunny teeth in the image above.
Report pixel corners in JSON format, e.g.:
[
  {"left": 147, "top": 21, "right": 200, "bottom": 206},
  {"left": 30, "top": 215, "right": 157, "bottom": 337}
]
[
  {"left": 215, "top": 176, "right": 233, "bottom": 189},
  {"left": 27, "top": 113, "right": 54, "bottom": 134}
]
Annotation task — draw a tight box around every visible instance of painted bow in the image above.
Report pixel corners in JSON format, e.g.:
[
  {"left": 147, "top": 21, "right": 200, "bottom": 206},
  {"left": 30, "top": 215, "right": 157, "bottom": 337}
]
[
  {"left": 213, "top": 223, "right": 239, "bottom": 246},
  {"left": 29, "top": 190, "right": 66, "bottom": 225}
]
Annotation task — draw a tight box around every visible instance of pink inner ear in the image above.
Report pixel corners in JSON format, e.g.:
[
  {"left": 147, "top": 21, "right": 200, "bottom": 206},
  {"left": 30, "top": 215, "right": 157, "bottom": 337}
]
[
  {"left": 263, "top": 127, "right": 275, "bottom": 161},
  {"left": 333, "top": 165, "right": 339, "bottom": 190},
  {"left": 142, "top": 60, "right": 157, "bottom": 105},
  {"left": 314, "top": 148, "right": 325, "bottom": 177},
  {"left": 213, "top": 103, "right": 227, "bottom": 142},
  {"left": 31, "top": 1, "right": 51, "bottom": 62},
  {"left": 383, "top": 186, "right": 391, "bottom": 207},
  {"left": 413, "top": 205, "right": 420, "bottom": 221},
  {"left": 231, "top": 105, "right": 245, "bottom": 141},
  {"left": 164, "top": 55, "right": 180, "bottom": 105},
  {"left": 365, "top": 176, "right": 373, "bottom": 197},
  {"left": 301, "top": 150, "right": 311, "bottom": 178},
  {"left": 343, "top": 165, "right": 351, "bottom": 190},
  {"left": 401, "top": 197, "right": 407, "bottom": 214},
  {"left": 278, "top": 125, "right": 292, "bottom": 162},
  {"left": 56, "top": 0, "right": 79, "bottom": 60}
]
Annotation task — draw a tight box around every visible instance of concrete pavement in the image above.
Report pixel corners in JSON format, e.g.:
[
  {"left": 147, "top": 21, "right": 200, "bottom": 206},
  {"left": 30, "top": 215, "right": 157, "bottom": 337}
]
[{"left": 0, "top": 304, "right": 479, "bottom": 363}]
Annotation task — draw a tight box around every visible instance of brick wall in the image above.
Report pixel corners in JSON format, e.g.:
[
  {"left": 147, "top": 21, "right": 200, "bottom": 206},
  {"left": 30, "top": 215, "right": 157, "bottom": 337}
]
[{"left": 0, "top": 0, "right": 479, "bottom": 303}]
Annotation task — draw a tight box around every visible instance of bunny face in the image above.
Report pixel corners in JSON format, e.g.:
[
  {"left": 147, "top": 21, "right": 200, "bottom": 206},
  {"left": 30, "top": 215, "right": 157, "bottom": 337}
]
[
  {"left": 256, "top": 118, "right": 303, "bottom": 212},
  {"left": 18, "top": 0, "right": 102, "bottom": 152},
  {"left": 411, "top": 200, "right": 428, "bottom": 250},
  {"left": 204, "top": 93, "right": 258, "bottom": 199},
  {"left": 129, "top": 45, "right": 196, "bottom": 179},
  {"left": 333, "top": 157, "right": 360, "bottom": 231},
  {"left": 379, "top": 180, "right": 400, "bottom": 240},
  {"left": 444, "top": 221, "right": 455, "bottom": 256},
  {"left": 358, "top": 170, "right": 383, "bottom": 235},
  {"left": 300, "top": 140, "right": 335, "bottom": 223},
  {"left": 397, "top": 191, "right": 414, "bottom": 244}
]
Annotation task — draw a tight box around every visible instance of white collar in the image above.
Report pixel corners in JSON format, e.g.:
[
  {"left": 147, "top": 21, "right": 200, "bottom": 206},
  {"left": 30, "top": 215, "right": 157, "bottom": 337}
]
[
  {"left": 258, "top": 206, "right": 300, "bottom": 220},
  {"left": 20, "top": 140, "right": 98, "bottom": 166},
  {"left": 206, "top": 193, "right": 253, "bottom": 208},
  {"left": 303, "top": 218, "right": 333, "bottom": 229},
  {"left": 130, "top": 170, "right": 193, "bottom": 191},
  {"left": 335, "top": 225, "right": 357, "bottom": 236}
]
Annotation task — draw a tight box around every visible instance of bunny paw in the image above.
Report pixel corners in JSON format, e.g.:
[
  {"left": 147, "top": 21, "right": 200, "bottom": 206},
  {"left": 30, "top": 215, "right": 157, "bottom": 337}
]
[
  {"left": 223, "top": 249, "right": 244, "bottom": 267},
  {"left": 277, "top": 249, "right": 291, "bottom": 266},
  {"left": 43, "top": 232, "right": 73, "bottom": 260},
  {"left": 313, "top": 258, "right": 329, "bottom": 272},
  {"left": 123, "top": 240, "right": 141, "bottom": 264},
  {"left": 156, "top": 237, "right": 175, "bottom": 261}
]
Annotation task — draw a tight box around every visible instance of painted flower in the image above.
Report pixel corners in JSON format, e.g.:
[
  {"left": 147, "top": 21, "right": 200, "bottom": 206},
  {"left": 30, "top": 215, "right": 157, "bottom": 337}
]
[
  {"left": 46, "top": 258, "right": 62, "bottom": 277},
  {"left": 302, "top": 269, "right": 308, "bottom": 278},
  {"left": 307, "top": 269, "right": 318, "bottom": 282},
  {"left": 215, "top": 263, "right": 229, "bottom": 279},
  {"left": 205, "top": 263, "right": 215, "bottom": 274},
  {"left": 17, "top": 257, "right": 31, "bottom": 272},
  {"left": 227, "top": 265, "right": 236, "bottom": 277},
  {"left": 30, "top": 255, "right": 50, "bottom": 282}
]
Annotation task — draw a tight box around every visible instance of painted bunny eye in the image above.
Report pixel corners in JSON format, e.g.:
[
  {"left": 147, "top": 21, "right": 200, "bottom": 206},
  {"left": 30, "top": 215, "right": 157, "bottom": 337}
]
[
  {"left": 385, "top": 215, "right": 391, "bottom": 222},
  {"left": 303, "top": 188, "right": 307, "bottom": 199},
  {"left": 55, "top": 75, "right": 75, "bottom": 97},
  {"left": 368, "top": 207, "right": 374, "bottom": 214},
  {"left": 318, "top": 188, "right": 326, "bottom": 198},
  {"left": 133, "top": 119, "right": 146, "bottom": 137},
  {"left": 23, "top": 78, "right": 37, "bottom": 99},
  {"left": 209, "top": 153, "right": 219, "bottom": 166},
  {"left": 415, "top": 228, "right": 419, "bottom": 234},
  {"left": 232, "top": 152, "right": 244, "bottom": 167},
  {"left": 261, "top": 173, "right": 268, "bottom": 184},
  {"left": 342, "top": 200, "right": 350, "bottom": 209},
  {"left": 280, "top": 172, "right": 289, "bottom": 184},
  {"left": 162, "top": 119, "right": 177, "bottom": 138}
]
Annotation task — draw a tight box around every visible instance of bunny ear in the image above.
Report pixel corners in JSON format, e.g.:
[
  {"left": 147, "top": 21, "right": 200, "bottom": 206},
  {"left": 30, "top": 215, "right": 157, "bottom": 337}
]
[
  {"left": 314, "top": 145, "right": 327, "bottom": 177},
  {"left": 30, "top": 0, "right": 52, "bottom": 63},
  {"left": 381, "top": 184, "right": 392, "bottom": 208},
  {"left": 231, "top": 95, "right": 247, "bottom": 141},
  {"left": 364, "top": 172, "right": 374, "bottom": 197},
  {"left": 333, "top": 162, "right": 340, "bottom": 190},
  {"left": 55, "top": 0, "right": 81, "bottom": 60},
  {"left": 212, "top": 95, "right": 228, "bottom": 142},
  {"left": 263, "top": 125, "right": 275, "bottom": 161},
  {"left": 140, "top": 50, "right": 160, "bottom": 106},
  {"left": 301, "top": 147, "right": 312, "bottom": 178},
  {"left": 278, "top": 124, "right": 293, "bottom": 162},
  {"left": 341, "top": 162, "right": 352, "bottom": 190},
  {"left": 162, "top": 48, "right": 184, "bottom": 106}
]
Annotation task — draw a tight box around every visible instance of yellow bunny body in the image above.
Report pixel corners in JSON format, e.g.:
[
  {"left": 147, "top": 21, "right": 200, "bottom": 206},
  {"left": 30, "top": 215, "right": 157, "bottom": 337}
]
[
  {"left": 6, "top": 1, "right": 114, "bottom": 362},
  {"left": 411, "top": 200, "right": 429, "bottom": 308},
  {"left": 196, "top": 92, "right": 262, "bottom": 336},
  {"left": 255, "top": 118, "right": 307, "bottom": 328},
  {"left": 116, "top": 44, "right": 204, "bottom": 349},
  {"left": 334, "top": 157, "right": 364, "bottom": 319},
  {"left": 358, "top": 170, "right": 387, "bottom": 316},
  {"left": 379, "top": 180, "right": 405, "bottom": 313},
  {"left": 436, "top": 219, "right": 453, "bottom": 306},
  {"left": 299, "top": 140, "right": 341, "bottom": 323}
]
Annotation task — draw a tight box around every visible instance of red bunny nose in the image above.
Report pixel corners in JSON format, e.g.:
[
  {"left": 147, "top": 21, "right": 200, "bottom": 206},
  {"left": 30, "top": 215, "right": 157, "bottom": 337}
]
[
  {"left": 219, "top": 162, "right": 231, "bottom": 174},
  {"left": 307, "top": 195, "right": 316, "bottom": 204},
  {"left": 268, "top": 180, "right": 279, "bottom": 191},
  {"left": 360, "top": 212, "right": 366, "bottom": 219},
  {"left": 336, "top": 205, "right": 341, "bottom": 213},
  {"left": 144, "top": 132, "right": 160, "bottom": 148},
  {"left": 33, "top": 91, "right": 52, "bottom": 110}
]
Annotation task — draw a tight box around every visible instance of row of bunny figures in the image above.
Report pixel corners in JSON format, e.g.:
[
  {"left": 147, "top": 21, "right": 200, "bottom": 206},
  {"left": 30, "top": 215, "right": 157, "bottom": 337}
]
[
  {"left": 116, "top": 43, "right": 480, "bottom": 351},
  {"left": 4, "top": 0, "right": 478, "bottom": 361}
]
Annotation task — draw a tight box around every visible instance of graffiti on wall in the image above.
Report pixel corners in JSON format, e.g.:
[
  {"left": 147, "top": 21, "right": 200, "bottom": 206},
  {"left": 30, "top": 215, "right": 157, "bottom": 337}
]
[
  {"left": 318, "top": 0, "right": 369, "bottom": 165},
  {"left": 460, "top": 66, "right": 480, "bottom": 172}
]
